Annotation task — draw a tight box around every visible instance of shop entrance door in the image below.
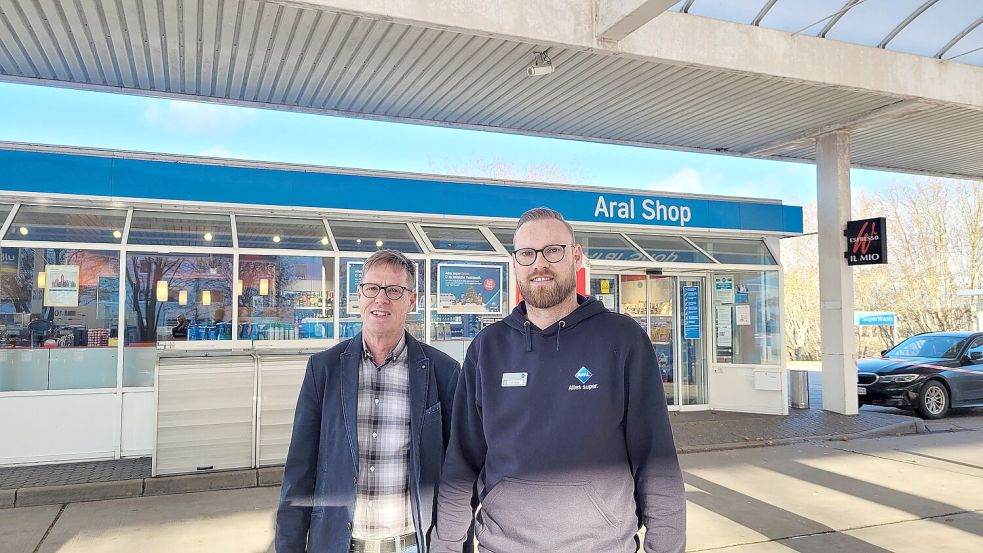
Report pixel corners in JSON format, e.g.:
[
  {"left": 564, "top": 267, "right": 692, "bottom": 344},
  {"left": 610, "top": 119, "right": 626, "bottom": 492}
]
[{"left": 589, "top": 272, "right": 709, "bottom": 409}]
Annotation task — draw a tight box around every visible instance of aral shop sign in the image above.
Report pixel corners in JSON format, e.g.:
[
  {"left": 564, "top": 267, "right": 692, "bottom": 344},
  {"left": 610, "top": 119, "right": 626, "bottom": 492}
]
[{"left": 845, "top": 217, "right": 888, "bottom": 266}]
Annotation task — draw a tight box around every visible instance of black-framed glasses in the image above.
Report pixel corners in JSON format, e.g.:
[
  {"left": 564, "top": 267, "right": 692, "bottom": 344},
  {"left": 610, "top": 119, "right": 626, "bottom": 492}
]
[
  {"left": 511, "top": 244, "right": 572, "bottom": 266},
  {"left": 358, "top": 282, "right": 413, "bottom": 300}
]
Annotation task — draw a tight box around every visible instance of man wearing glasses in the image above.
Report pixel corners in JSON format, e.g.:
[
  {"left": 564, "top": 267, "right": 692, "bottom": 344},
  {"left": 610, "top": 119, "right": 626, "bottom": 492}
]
[
  {"left": 277, "top": 250, "right": 464, "bottom": 553},
  {"left": 432, "top": 208, "right": 685, "bottom": 553}
]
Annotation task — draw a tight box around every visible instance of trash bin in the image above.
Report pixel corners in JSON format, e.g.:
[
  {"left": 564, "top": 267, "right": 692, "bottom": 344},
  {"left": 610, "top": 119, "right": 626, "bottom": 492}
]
[{"left": 789, "top": 369, "right": 810, "bottom": 409}]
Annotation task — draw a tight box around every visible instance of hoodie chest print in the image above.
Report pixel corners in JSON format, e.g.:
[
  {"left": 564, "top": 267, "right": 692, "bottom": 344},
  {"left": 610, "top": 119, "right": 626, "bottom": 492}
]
[{"left": 568, "top": 366, "right": 600, "bottom": 392}]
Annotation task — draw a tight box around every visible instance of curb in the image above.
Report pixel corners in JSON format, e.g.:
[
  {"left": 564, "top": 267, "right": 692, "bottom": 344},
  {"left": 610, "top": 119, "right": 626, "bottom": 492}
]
[
  {"left": 676, "top": 419, "right": 927, "bottom": 455},
  {"left": 1, "top": 466, "right": 285, "bottom": 509}
]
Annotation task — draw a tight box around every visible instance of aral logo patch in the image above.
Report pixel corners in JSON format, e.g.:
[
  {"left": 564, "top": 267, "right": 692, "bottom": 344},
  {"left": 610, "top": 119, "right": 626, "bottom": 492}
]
[{"left": 575, "top": 367, "right": 593, "bottom": 384}]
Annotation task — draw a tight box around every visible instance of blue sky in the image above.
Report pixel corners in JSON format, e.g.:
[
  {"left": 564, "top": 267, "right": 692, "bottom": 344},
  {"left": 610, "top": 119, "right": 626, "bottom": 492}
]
[{"left": 0, "top": 81, "right": 918, "bottom": 207}]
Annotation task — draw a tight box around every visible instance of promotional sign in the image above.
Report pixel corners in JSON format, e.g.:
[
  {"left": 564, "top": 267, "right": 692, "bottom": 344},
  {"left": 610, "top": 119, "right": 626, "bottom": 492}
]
[
  {"left": 854, "top": 311, "right": 896, "bottom": 326},
  {"left": 438, "top": 263, "right": 503, "bottom": 315},
  {"left": 682, "top": 285, "right": 701, "bottom": 340},
  {"left": 846, "top": 217, "right": 888, "bottom": 266},
  {"left": 735, "top": 304, "right": 752, "bottom": 326},
  {"left": 346, "top": 261, "right": 422, "bottom": 315},
  {"left": 713, "top": 276, "right": 735, "bottom": 304},
  {"left": 45, "top": 265, "right": 80, "bottom": 307},
  {"left": 715, "top": 306, "right": 733, "bottom": 347}
]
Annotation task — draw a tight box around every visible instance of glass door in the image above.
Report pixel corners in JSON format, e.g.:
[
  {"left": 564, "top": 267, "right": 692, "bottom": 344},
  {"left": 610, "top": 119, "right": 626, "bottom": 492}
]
[
  {"left": 648, "top": 276, "right": 676, "bottom": 406},
  {"left": 678, "top": 276, "right": 708, "bottom": 405}
]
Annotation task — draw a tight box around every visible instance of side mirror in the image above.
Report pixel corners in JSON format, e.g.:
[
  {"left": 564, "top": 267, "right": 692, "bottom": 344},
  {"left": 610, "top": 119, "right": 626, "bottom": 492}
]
[
  {"left": 971, "top": 351, "right": 983, "bottom": 361},
  {"left": 880, "top": 349, "right": 888, "bottom": 356}
]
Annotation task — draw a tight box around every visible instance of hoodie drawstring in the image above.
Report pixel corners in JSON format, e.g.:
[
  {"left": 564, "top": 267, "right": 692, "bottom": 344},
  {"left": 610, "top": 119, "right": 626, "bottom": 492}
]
[
  {"left": 556, "top": 320, "right": 566, "bottom": 351},
  {"left": 524, "top": 321, "right": 532, "bottom": 352}
]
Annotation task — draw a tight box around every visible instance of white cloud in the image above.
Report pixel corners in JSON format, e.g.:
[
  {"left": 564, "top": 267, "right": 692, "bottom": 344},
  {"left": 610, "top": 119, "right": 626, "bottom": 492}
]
[
  {"left": 142, "top": 99, "right": 255, "bottom": 135},
  {"left": 643, "top": 168, "right": 708, "bottom": 194},
  {"left": 196, "top": 145, "right": 251, "bottom": 159}
]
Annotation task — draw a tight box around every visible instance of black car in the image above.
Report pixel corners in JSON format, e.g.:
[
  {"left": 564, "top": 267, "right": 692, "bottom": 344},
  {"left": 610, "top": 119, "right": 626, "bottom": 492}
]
[{"left": 858, "top": 331, "right": 983, "bottom": 419}]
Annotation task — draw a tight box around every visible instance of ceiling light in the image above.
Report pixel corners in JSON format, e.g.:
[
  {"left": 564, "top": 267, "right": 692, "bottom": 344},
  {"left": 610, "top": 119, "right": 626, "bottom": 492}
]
[
  {"left": 203, "top": 232, "right": 213, "bottom": 241},
  {"left": 178, "top": 290, "right": 188, "bottom": 305},
  {"left": 376, "top": 240, "right": 384, "bottom": 248},
  {"left": 37, "top": 271, "right": 46, "bottom": 289},
  {"left": 18, "top": 227, "right": 28, "bottom": 236},
  {"left": 356, "top": 238, "right": 362, "bottom": 244},
  {"left": 113, "top": 230, "right": 122, "bottom": 239},
  {"left": 259, "top": 278, "right": 270, "bottom": 296},
  {"left": 320, "top": 236, "right": 330, "bottom": 246},
  {"left": 526, "top": 51, "right": 554, "bottom": 77},
  {"left": 201, "top": 290, "right": 212, "bottom": 305},
  {"left": 272, "top": 235, "right": 281, "bottom": 243},
  {"left": 156, "top": 280, "right": 169, "bottom": 302}
]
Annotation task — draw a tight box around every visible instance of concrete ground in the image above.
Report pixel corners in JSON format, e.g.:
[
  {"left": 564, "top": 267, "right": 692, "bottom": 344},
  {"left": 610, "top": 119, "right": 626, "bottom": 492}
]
[{"left": 4, "top": 428, "right": 981, "bottom": 553}]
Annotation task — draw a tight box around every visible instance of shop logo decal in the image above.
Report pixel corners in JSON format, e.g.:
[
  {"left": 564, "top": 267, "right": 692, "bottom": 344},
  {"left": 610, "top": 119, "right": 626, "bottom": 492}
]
[{"left": 575, "top": 367, "right": 592, "bottom": 384}]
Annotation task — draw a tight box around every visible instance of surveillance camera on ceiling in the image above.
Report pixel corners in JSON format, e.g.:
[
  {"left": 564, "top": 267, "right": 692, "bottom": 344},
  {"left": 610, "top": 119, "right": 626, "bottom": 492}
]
[{"left": 526, "top": 52, "right": 554, "bottom": 77}]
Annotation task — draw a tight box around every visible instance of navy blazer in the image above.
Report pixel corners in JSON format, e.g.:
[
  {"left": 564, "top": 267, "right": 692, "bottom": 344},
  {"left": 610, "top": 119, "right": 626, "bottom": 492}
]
[{"left": 276, "top": 332, "right": 461, "bottom": 552}]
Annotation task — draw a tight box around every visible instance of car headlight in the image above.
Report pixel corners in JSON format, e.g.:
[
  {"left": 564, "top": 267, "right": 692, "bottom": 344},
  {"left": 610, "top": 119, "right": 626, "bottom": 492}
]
[{"left": 877, "top": 374, "right": 921, "bottom": 384}]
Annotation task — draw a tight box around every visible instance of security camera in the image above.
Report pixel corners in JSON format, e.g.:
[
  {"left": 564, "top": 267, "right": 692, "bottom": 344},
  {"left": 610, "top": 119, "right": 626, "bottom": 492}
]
[{"left": 526, "top": 52, "right": 554, "bottom": 77}]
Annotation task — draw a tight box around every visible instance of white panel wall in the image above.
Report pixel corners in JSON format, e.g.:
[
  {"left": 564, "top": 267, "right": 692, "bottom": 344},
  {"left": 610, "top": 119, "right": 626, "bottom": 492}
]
[
  {"left": 0, "top": 393, "right": 116, "bottom": 466},
  {"left": 121, "top": 391, "right": 155, "bottom": 455},
  {"left": 258, "top": 355, "right": 311, "bottom": 466},
  {"left": 708, "top": 365, "right": 787, "bottom": 415}
]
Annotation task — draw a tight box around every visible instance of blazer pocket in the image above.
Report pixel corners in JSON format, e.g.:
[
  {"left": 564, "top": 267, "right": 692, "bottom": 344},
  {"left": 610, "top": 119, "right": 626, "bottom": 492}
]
[{"left": 424, "top": 402, "right": 442, "bottom": 418}]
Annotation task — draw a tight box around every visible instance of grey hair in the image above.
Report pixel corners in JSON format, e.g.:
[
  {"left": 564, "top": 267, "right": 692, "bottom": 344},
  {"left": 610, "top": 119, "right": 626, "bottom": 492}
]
[
  {"left": 363, "top": 249, "right": 417, "bottom": 290},
  {"left": 514, "top": 207, "right": 575, "bottom": 244}
]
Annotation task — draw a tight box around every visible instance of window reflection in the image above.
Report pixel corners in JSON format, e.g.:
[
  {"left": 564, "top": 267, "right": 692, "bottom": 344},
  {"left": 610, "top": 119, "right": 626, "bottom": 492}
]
[
  {"left": 124, "top": 253, "right": 233, "bottom": 386},
  {"left": 0, "top": 248, "right": 120, "bottom": 391},
  {"left": 238, "top": 255, "right": 335, "bottom": 340}
]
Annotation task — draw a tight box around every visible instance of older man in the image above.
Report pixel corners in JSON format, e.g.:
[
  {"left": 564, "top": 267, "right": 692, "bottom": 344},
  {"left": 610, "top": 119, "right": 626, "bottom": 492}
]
[
  {"left": 433, "top": 207, "right": 686, "bottom": 553},
  {"left": 276, "top": 250, "right": 462, "bottom": 553}
]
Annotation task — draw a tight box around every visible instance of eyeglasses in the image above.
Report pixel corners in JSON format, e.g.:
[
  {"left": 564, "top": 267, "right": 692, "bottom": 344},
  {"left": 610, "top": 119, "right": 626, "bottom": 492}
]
[
  {"left": 511, "top": 244, "right": 572, "bottom": 266},
  {"left": 358, "top": 282, "right": 413, "bottom": 300}
]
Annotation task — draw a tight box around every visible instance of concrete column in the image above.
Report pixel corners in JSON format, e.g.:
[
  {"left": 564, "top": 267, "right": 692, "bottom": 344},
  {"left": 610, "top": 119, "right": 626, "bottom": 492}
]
[{"left": 816, "top": 131, "right": 857, "bottom": 415}]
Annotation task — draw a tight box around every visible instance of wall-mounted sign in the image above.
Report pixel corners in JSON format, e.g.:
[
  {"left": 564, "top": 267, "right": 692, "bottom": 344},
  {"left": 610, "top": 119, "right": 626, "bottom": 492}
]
[
  {"left": 44, "top": 265, "right": 80, "bottom": 307},
  {"left": 846, "top": 217, "right": 887, "bottom": 266},
  {"left": 438, "top": 263, "right": 503, "bottom": 315},
  {"left": 713, "top": 276, "right": 735, "bottom": 304},
  {"left": 854, "top": 311, "right": 896, "bottom": 326},
  {"left": 346, "top": 261, "right": 422, "bottom": 315}
]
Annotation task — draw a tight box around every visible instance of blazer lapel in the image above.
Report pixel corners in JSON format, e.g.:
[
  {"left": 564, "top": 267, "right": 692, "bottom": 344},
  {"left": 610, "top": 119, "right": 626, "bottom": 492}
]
[
  {"left": 406, "top": 333, "right": 430, "bottom": 442},
  {"left": 340, "top": 337, "right": 362, "bottom": 471}
]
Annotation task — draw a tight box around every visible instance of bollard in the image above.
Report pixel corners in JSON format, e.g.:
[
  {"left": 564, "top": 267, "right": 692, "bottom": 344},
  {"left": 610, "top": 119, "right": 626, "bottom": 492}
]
[{"left": 790, "top": 369, "right": 810, "bottom": 409}]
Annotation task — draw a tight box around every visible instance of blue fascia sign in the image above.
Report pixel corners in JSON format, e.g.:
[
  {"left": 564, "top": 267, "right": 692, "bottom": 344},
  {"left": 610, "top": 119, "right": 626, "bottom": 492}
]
[
  {"left": 0, "top": 148, "right": 804, "bottom": 234},
  {"left": 854, "top": 312, "right": 896, "bottom": 326}
]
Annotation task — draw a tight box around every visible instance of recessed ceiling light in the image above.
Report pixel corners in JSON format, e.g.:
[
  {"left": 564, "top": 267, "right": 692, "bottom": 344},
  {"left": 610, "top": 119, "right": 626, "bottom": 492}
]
[
  {"left": 203, "top": 232, "right": 213, "bottom": 241},
  {"left": 19, "top": 227, "right": 28, "bottom": 236},
  {"left": 320, "top": 236, "right": 329, "bottom": 246},
  {"left": 272, "top": 235, "right": 281, "bottom": 243},
  {"left": 113, "top": 230, "right": 122, "bottom": 239},
  {"left": 376, "top": 240, "right": 383, "bottom": 248}
]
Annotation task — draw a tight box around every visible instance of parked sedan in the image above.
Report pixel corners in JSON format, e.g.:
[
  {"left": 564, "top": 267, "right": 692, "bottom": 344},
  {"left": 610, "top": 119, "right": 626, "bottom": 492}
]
[{"left": 858, "top": 331, "right": 983, "bottom": 419}]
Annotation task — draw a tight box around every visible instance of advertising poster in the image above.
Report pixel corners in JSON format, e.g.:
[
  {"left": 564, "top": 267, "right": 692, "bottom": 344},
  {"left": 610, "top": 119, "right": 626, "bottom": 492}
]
[
  {"left": 437, "top": 263, "right": 503, "bottom": 315},
  {"left": 682, "top": 285, "right": 701, "bottom": 340},
  {"left": 346, "top": 261, "right": 422, "bottom": 315},
  {"left": 44, "top": 265, "right": 80, "bottom": 307}
]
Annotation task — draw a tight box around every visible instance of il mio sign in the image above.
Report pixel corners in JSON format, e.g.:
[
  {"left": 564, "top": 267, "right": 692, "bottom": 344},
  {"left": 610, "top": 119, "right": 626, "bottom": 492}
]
[{"left": 845, "top": 217, "right": 887, "bottom": 266}]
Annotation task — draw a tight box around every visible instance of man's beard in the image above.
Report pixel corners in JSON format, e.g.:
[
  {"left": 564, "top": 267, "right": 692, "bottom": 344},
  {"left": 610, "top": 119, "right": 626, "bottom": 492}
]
[{"left": 519, "top": 268, "right": 577, "bottom": 309}]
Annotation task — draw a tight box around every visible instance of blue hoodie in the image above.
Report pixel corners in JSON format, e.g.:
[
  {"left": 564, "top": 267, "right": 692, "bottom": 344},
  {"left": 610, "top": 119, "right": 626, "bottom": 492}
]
[{"left": 432, "top": 295, "right": 685, "bottom": 553}]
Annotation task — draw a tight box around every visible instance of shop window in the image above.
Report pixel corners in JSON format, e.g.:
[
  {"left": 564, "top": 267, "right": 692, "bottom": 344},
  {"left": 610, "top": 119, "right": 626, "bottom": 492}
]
[
  {"left": 0, "top": 248, "right": 120, "bottom": 391},
  {"left": 5, "top": 205, "right": 127, "bottom": 244},
  {"left": 421, "top": 226, "right": 495, "bottom": 252},
  {"left": 711, "top": 271, "right": 780, "bottom": 365},
  {"left": 430, "top": 259, "right": 509, "bottom": 364},
  {"left": 338, "top": 256, "right": 425, "bottom": 341},
  {"left": 489, "top": 228, "right": 515, "bottom": 253},
  {"left": 329, "top": 221, "right": 421, "bottom": 253},
  {"left": 236, "top": 216, "right": 332, "bottom": 251},
  {"left": 577, "top": 232, "right": 646, "bottom": 262},
  {"left": 123, "top": 253, "right": 233, "bottom": 386},
  {"left": 128, "top": 211, "right": 233, "bottom": 248},
  {"left": 690, "top": 238, "right": 776, "bottom": 265},
  {"left": 238, "top": 255, "right": 335, "bottom": 340},
  {"left": 627, "top": 234, "right": 713, "bottom": 264},
  {"left": 0, "top": 204, "right": 13, "bottom": 228}
]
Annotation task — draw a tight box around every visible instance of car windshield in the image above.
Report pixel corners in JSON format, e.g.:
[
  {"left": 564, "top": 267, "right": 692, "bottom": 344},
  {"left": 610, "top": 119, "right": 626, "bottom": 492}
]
[{"left": 885, "top": 336, "right": 968, "bottom": 359}]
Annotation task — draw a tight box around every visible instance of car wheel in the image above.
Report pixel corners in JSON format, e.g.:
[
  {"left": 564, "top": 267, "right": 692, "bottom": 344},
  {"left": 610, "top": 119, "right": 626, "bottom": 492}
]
[{"left": 915, "top": 381, "right": 949, "bottom": 419}]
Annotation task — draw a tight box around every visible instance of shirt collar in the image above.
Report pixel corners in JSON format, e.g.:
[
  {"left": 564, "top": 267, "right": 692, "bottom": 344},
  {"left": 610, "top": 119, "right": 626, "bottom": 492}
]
[{"left": 362, "top": 332, "right": 407, "bottom": 366}]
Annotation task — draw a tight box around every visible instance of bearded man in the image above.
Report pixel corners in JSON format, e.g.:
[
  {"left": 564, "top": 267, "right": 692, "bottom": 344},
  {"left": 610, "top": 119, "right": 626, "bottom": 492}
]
[{"left": 430, "top": 207, "right": 686, "bottom": 553}]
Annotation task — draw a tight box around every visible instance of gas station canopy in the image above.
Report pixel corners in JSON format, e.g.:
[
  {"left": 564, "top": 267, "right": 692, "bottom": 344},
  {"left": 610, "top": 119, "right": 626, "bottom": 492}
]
[{"left": 1, "top": 0, "right": 981, "bottom": 180}]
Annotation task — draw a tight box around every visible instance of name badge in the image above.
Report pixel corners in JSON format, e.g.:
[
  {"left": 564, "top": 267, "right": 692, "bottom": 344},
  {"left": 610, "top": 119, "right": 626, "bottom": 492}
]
[{"left": 501, "top": 372, "right": 528, "bottom": 387}]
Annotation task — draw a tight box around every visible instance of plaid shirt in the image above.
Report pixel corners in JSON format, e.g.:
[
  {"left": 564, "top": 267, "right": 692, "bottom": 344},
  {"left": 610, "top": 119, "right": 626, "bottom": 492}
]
[{"left": 352, "top": 334, "right": 414, "bottom": 539}]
